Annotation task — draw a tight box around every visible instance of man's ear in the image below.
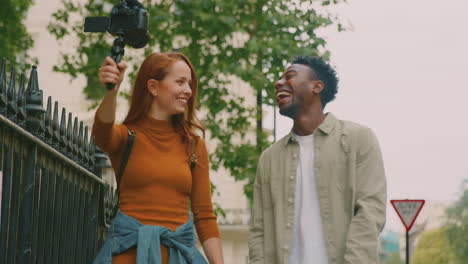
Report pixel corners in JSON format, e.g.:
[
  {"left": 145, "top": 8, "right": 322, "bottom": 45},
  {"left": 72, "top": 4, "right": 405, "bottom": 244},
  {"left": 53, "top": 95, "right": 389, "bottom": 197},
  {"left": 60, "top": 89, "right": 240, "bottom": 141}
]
[
  {"left": 312, "top": 80, "right": 324, "bottom": 95},
  {"left": 147, "top": 79, "right": 159, "bottom": 96}
]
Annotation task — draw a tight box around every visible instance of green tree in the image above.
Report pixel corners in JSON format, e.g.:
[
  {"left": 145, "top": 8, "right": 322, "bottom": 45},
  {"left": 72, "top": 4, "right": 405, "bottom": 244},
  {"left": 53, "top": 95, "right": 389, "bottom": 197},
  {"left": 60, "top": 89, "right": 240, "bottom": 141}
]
[
  {"left": 444, "top": 180, "right": 468, "bottom": 264},
  {"left": 411, "top": 228, "right": 456, "bottom": 264},
  {"left": 48, "top": 0, "right": 345, "bottom": 203},
  {"left": 0, "top": 0, "right": 36, "bottom": 68}
]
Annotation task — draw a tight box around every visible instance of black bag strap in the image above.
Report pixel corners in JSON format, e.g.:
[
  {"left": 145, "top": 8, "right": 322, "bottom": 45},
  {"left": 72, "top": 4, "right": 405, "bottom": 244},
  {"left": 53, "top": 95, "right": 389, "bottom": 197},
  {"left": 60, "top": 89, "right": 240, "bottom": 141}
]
[{"left": 116, "top": 129, "right": 136, "bottom": 189}]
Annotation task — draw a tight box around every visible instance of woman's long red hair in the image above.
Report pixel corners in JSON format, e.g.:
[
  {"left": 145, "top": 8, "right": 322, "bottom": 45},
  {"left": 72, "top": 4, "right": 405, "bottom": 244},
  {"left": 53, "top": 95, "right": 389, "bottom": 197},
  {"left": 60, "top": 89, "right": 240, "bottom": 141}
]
[{"left": 123, "top": 52, "right": 204, "bottom": 151}]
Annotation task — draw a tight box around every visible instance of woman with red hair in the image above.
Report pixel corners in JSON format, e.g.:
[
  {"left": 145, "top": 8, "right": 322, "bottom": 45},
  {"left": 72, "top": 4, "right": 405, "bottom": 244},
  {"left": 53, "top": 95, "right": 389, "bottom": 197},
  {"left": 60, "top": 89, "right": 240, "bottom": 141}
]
[{"left": 92, "top": 53, "right": 224, "bottom": 264}]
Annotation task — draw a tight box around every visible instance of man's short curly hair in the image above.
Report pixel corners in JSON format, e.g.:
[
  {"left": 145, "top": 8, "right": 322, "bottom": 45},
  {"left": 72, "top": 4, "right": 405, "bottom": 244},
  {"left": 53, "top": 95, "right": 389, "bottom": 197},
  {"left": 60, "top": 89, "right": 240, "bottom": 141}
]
[{"left": 292, "top": 56, "right": 339, "bottom": 108}]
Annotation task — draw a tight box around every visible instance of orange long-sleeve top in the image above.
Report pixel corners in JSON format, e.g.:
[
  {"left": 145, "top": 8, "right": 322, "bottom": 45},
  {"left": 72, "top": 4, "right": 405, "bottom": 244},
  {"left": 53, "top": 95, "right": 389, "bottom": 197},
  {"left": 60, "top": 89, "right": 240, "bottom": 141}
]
[{"left": 92, "top": 114, "right": 220, "bottom": 263}]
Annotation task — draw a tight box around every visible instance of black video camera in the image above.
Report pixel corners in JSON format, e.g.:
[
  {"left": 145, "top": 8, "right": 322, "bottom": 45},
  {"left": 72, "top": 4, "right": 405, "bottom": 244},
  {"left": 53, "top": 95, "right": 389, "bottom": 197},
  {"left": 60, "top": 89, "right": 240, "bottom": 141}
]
[
  {"left": 84, "top": 0, "right": 150, "bottom": 89},
  {"left": 84, "top": 0, "right": 149, "bottom": 48}
]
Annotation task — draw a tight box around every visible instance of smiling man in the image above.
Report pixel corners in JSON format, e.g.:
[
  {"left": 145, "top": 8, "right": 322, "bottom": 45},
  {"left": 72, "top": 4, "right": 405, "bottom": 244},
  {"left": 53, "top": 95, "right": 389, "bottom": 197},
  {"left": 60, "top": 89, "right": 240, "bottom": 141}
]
[{"left": 248, "top": 56, "right": 387, "bottom": 264}]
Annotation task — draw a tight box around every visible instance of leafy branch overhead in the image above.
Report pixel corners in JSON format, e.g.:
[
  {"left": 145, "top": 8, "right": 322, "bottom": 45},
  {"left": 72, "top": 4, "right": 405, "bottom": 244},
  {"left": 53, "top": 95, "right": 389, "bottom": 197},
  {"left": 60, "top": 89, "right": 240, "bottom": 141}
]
[
  {"left": 0, "top": 0, "right": 37, "bottom": 69},
  {"left": 48, "top": 0, "right": 346, "bottom": 203}
]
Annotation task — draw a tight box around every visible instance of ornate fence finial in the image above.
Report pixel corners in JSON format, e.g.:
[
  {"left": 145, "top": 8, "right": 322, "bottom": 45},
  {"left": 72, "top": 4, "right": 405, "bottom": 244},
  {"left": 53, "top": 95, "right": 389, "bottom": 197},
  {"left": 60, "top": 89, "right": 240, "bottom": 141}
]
[
  {"left": 72, "top": 117, "right": 79, "bottom": 159},
  {"left": 66, "top": 112, "right": 73, "bottom": 156},
  {"left": 16, "top": 73, "right": 26, "bottom": 126},
  {"left": 88, "top": 135, "right": 95, "bottom": 171},
  {"left": 78, "top": 121, "right": 84, "bottom": 165},
  {"left": 25, "top": 65, "right": 45, "bottom": 134},
  {"left": 43, "top": 96, "right": 53, "bottom": 144},
  {"left": 52, "top": 101, "right": 60, "bottom": 148},
  {"left": 6, "top": 67, "right": 17, "bottom": 121},
  {"left": 83, "top": 126, "right": 90, "bottom": 168},
  {"left": 59, "top": 107, "right": 67, "bottom": 152}
]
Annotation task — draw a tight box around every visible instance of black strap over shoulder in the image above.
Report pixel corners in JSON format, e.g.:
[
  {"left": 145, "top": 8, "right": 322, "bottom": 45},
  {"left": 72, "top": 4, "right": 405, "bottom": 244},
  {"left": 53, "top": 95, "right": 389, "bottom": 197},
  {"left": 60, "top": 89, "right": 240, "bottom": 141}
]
[
  {"left": 116, "top": 129, "right": 136, "bottom": 189},
  {"left": 110, "top": 129, "right": 135, "bottom": 220}
]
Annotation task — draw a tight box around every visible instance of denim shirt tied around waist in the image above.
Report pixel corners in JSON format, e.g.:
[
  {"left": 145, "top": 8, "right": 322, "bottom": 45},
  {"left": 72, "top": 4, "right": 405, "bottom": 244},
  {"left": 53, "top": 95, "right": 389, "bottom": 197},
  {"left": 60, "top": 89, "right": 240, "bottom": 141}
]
[{"left": 93, "top": 210, "right": 207, "bottom": 264}]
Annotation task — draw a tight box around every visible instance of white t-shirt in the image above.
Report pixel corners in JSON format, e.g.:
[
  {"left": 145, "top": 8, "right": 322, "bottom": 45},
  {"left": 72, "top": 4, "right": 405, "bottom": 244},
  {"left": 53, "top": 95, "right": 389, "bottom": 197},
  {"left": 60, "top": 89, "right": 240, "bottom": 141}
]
[{"left": 288, "top": 133, "right": 329, "bottom": 264}]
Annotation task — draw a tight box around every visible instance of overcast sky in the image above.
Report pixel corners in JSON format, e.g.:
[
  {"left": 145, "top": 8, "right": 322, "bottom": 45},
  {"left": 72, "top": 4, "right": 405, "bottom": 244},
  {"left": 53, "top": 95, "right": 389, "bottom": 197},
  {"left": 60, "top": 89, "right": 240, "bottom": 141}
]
[{"left": 268, "top": 0, "right": 468, "bottom": 230}]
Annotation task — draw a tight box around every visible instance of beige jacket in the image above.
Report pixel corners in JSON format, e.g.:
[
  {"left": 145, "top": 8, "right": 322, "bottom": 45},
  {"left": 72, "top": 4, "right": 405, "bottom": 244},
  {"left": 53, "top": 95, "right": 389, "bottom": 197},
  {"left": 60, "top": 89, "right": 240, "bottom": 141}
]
[{"left": 248, "top": 113, "right": 387, "bottom": 264}]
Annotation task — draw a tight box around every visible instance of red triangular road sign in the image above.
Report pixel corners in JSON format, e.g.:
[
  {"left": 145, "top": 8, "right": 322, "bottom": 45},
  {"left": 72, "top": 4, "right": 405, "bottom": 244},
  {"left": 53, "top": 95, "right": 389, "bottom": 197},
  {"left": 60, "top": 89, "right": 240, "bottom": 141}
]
[{"left": 390, "top": 200, "right": 425, "bottom": 232}]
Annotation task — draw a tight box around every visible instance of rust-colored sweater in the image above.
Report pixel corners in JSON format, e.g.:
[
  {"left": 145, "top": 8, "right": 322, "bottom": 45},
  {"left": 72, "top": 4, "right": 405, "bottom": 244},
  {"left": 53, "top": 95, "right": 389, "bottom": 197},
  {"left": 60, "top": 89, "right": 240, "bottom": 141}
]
[{"left": 92, "top": 115, "right": 220, "bottom": 263}]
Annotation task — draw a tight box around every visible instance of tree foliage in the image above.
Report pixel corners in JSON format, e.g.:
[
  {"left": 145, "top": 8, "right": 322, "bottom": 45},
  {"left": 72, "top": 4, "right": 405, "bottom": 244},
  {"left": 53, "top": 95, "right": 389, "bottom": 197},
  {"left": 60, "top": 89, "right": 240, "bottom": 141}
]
[
  {"left": 48, "top": 0, "right": 345, "bottom": 203},
  {"left": 444, "top": 179, "right": 468, "bottom": 264},
  {"left": 411, "top": 228, "right": 456, "bottom": 264},
  {"left": 0, "top": 0, "right": 36, "bottom": 68}
]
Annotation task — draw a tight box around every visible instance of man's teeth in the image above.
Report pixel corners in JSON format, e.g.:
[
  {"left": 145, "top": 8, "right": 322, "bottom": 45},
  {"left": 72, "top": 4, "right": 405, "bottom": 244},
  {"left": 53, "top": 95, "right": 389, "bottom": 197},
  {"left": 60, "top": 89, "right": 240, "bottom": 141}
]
[{"left": 276, "top": 92, "right": 290, "bottom": 98}]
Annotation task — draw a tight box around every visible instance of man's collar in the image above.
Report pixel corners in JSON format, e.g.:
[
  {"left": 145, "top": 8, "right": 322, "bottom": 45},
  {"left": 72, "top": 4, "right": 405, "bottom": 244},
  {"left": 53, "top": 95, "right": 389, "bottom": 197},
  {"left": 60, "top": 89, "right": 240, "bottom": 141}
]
[
  {"left": 317, "top": 112, "right": 337, "bottom": 135},
  {"left": 284, "top": 112, "right": 337, "bottom": 146}
]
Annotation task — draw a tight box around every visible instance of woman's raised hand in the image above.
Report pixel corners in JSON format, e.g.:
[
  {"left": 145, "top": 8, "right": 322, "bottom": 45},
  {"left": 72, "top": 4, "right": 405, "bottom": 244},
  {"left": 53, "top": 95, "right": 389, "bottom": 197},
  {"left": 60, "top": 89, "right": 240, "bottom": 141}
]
[{"left": 98, "top": 56, "right": 127, "bottom": 91}]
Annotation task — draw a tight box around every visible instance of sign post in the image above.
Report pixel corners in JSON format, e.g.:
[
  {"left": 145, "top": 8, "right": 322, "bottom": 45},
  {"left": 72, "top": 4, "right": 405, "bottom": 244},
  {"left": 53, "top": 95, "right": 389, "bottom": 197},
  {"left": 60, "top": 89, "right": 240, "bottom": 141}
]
[{"left": 390, "top": 200, "right": 425, "bottom": 264}]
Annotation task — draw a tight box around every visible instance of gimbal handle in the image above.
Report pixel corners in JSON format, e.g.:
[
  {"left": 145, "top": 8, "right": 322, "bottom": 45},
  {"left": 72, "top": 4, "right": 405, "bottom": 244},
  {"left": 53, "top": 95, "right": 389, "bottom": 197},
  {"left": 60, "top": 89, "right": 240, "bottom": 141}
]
[{"left": 106, "top": 35, "right": 126, "bottom": 90}]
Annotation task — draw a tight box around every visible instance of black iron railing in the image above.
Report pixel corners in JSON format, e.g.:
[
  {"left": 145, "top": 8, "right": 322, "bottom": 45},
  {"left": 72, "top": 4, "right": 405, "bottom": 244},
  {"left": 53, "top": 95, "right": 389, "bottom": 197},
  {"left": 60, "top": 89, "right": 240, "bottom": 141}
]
[{"left": 0, "top": 58, "right": 113, "bottom": 264}]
